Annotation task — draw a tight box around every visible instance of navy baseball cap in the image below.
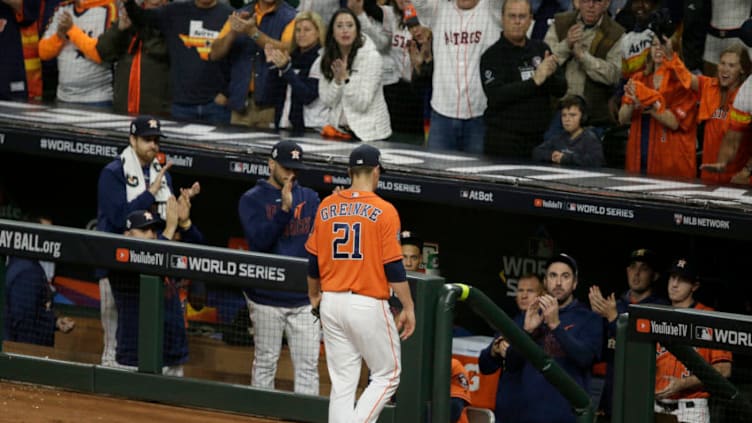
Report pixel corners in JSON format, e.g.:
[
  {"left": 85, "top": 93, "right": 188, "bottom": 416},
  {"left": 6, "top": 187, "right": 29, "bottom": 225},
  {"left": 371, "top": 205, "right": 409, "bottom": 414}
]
[
  {"left": 125, "top": 210, "right": 164, "bottom": 230},
  {"left": 629, "top": 248, "right": 660, "bottom": 271},
  {"left": 668, "top": 257, "right": 698, "bottom": 282},
  {"left": 400, "top": 230, "right": 423, "bottom": 249},
  {"left": 546, "top": 253, "right": 578, "bottom": 276},
  {"left": 130, "top": 115, "right": 165, "bottom": 138},
  {"left": 271, "top": 140, "right": 306, "bottom": 170},
  {"left": 349, "top": 144, "right": 385, "bottom": 172}
]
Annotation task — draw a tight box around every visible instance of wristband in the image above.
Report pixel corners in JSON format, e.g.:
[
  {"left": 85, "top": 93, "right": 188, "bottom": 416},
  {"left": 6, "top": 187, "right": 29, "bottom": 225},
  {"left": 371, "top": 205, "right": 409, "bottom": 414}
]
[{"left": 179, "top": 219, "right": 192, "bottom": 230}]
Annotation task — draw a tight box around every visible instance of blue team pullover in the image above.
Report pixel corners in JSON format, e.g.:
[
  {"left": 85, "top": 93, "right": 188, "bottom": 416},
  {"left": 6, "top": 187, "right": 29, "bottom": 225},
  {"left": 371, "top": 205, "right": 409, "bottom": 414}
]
[
  {"left": 4, "top": 258, "right": 56, "bottom": 346},
  {"left": 227, "top": 1, "right": 296, "bottom": 111},
  {"left": 96, "top": 157, "right": 173, "bottom": 279},
  {"left": 109, "top": 228, "right": 204, "bottom": 367},
  {"left": 238, "top": 179, "right": 320, "bottom": 307},
  {"left": 1, "top": 0, "right": 39, "bottom": 101},
  {"left": 96, "top": 157, "right": 173, "bottom": 235},
  {"left": 498, "top": 299, "right": 603, "bottom": 423},
  {"left": 478, "top": 313, "right": 526, "bottom": 423}
]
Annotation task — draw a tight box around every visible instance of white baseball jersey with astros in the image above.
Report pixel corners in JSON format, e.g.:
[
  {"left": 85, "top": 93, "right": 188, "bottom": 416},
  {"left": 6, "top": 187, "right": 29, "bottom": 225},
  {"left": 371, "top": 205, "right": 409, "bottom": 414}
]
[
  {"left": 414, "top": 0, "right": 502, "bottom": 119},
  {"left": 704, "top": 0, "right": 752, "bottom": 63}
]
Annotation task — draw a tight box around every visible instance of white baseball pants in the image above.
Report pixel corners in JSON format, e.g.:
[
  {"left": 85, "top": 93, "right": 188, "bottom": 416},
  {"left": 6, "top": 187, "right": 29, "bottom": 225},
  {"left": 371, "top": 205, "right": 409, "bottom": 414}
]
[
  {"left": 99, "top": 277, "right": 118, "bottom": 367},
  {"left": 246, "top": 298, "right": 321, "bottom": 395},
  {"left": 320, "top": 291, "right": 401, "bottom": 423}
]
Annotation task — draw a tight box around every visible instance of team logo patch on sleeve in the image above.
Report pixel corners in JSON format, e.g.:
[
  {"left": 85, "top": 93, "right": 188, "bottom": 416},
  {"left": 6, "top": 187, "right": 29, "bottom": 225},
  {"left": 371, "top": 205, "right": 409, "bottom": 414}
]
[
  {"left": 457, "top": 372, "right": 469, "bottom": 389},
  {"left": 483, "top": 69, "right": 495, "bottom": 84}
]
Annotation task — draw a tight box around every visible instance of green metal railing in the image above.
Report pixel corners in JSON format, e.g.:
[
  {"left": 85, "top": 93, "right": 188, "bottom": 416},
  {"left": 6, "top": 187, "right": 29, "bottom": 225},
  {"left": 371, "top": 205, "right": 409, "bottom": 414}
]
[
  {"left": 612, "top": 314, "right": 655, "bottom": 423},
  {"left": 432, "top": 283, "right": 594, "bottom": 423}
]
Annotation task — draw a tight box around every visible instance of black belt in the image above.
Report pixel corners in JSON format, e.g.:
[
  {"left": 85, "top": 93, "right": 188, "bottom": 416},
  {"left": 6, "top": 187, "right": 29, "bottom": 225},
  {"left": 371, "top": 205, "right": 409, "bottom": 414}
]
[
  {"left": 656, "top": 400, "right": 696, "bottom": 411},
  {"left": 707, "top": 26, "right": 741, "bottom": 39}
]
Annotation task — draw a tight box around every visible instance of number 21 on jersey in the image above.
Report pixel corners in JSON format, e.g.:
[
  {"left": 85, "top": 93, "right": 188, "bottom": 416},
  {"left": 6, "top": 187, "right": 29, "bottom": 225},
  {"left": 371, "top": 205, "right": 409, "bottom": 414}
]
[{"left": 332, "top": 222, "right": 363, "bottom": 260}]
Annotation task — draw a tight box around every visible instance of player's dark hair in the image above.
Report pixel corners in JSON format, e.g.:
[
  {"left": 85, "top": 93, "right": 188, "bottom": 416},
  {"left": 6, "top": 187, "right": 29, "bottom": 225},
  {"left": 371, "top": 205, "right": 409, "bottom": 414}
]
[
  {"left": 502, "top": 0, "right": 532, "bottom": 16},
  {"left": 559, "top": 95, "right": 589, "bottom": 126},
  {"left": 321, "top": 9, "right": 364, "bottom": 81},
  {"left": 348, "top": 166, "right": 376, "bottom": 179}
]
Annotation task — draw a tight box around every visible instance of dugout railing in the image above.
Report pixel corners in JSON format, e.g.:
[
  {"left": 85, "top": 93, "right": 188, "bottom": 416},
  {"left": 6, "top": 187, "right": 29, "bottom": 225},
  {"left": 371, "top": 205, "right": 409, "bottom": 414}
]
[
  {"left": 613, "top": 304, "right": 752, "bottom": 423},
  {"left": 0, "top": 218, "right": 447, "bottom": 422},
  {"left": 432, "top": 283, "right": 595, "bottom": 423}
]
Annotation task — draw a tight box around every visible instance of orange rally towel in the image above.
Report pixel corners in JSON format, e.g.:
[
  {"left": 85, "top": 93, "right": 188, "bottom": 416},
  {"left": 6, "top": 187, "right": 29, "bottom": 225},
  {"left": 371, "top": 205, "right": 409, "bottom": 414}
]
[{"left": 624, "top": 80, "right": 666, "bottom": 113}]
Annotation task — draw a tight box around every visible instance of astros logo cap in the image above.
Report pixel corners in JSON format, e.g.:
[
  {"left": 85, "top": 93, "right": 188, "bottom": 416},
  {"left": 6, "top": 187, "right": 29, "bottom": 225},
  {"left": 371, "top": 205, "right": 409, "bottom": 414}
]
[
  {"left": 130, "top": 115, "right": 165, "bottom": 138},
  {"left": 271, "top": 140, "right": 307, "bottom": 170}
]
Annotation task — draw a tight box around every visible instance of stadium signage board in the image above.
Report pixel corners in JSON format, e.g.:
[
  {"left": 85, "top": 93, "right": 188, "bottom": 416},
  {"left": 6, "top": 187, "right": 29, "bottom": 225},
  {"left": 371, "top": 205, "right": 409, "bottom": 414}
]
[
  {"left": 628, "top": 304, "right": 752, "bottom": 354},
  {"left": 0, "top": 219, "right": 305, "bottom": 292},
  {"left": 2, "top": 101, "right": 752, "bottom": 239}
]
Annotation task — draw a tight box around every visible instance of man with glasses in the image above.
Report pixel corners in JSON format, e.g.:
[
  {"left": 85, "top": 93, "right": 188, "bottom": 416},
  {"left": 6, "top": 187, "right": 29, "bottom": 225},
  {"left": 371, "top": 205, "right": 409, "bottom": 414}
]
[
  {"left": 480, "top": 0, "right": 567, "bottom": 158},
  {"left": 501, "top": 253, "right": 602, "bottom": 422},
  {"left": 544, "top": 0, "right": 624, "bottom": 138}
]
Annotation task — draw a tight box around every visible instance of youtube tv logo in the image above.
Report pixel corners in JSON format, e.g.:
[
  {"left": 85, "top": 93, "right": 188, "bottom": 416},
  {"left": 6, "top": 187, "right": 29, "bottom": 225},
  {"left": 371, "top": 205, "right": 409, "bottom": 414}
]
[
  {"left": 116, "top": 248, "right": 129, "bottom": 262},
  {"left": 636, "top": 318, "right": 651, "bottom": 334}
]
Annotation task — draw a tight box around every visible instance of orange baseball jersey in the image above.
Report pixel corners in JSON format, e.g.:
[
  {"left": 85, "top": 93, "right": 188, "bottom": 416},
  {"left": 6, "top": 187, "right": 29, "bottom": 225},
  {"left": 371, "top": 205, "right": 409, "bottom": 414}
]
[
  {"left": 305, "top": 189, "right": 403, "bottom": 299},
  {"left": 451, "top": 358, "right": 471, "bottom": 423},
  {"left": 655, "top": 303, "right": 733, "bottom": 400},
  {"left": 696, "top": 76, "right": 752, "bottom": 183},
  {"left": 624, "top": 66, "right": 699, "bottom": 178}
]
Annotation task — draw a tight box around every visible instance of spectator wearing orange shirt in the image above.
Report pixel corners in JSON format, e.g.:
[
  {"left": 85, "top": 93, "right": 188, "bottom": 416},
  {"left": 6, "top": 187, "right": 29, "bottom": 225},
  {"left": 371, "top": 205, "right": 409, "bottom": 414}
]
[
  {"left": 669, "top": 43, "right": 752, "bottom": 184},
  {"left": 618, "top": 35, "right": 698, "bottom": 179},
  {"left": 701, "top": 56, "right": 752, "bottom": 185}
]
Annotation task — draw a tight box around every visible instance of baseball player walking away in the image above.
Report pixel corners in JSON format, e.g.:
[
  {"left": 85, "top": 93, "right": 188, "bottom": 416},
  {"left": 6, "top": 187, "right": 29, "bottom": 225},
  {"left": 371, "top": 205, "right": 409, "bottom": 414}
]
[{"left": 305, "top": 144, "right": 415, "bottom": 423}]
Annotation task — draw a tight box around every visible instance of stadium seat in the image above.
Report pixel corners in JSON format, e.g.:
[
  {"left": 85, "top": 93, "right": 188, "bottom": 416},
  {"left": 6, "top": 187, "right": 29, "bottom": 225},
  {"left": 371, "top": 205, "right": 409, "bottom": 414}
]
[{"left": 467, "top": 406, "right": 495, "bottom": 423}]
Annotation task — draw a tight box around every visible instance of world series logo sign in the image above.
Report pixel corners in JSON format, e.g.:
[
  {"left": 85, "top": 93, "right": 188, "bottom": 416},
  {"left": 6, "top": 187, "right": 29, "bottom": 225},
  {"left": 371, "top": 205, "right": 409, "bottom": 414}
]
[
  {"left": 630, "top": 305, "right": 752, "bottom": 353},
  {"left": 695, "top": 326, "right": 713, "bottom": 341},
  {"left": 170, "top": 254, "right": 188, "bottom": 269}
]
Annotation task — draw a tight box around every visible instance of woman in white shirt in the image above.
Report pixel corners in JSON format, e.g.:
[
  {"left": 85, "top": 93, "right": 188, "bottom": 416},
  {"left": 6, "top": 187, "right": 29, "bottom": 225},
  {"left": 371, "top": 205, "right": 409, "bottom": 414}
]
[{"left": 313, "top": 8, "right": 392, "bottom": 141}]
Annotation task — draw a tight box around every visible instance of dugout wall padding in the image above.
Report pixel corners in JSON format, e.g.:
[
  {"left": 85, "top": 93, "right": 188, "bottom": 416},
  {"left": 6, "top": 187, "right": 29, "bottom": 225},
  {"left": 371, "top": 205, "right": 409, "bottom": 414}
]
[{"left": 0, "top": 219, "right": 445, "bottom": 422}]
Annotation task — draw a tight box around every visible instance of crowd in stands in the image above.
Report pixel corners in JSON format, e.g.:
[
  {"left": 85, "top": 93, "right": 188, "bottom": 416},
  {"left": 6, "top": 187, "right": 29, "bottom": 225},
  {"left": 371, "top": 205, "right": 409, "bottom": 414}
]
[{"left": 3, "top": 0, "right": 752, "bottom": 178}]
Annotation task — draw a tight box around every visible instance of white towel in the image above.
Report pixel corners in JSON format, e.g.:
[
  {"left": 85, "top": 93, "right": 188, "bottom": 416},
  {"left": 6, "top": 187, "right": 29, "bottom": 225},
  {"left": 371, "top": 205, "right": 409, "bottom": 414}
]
[{"left": 121, "top": 146, "right": 171, "bottom": 219}]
